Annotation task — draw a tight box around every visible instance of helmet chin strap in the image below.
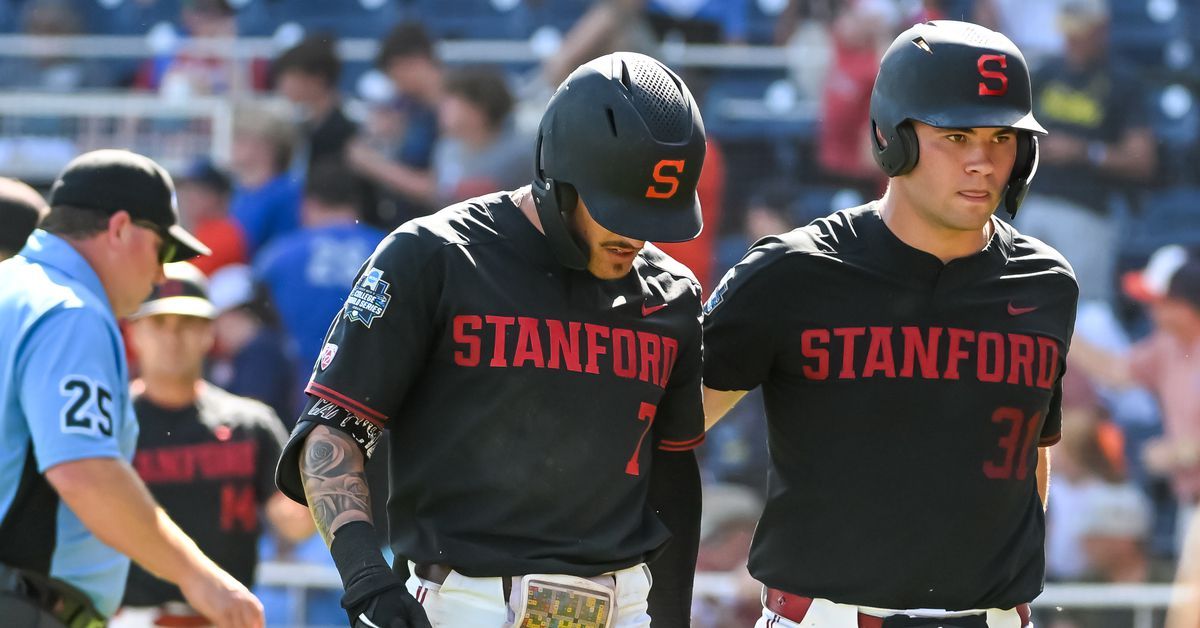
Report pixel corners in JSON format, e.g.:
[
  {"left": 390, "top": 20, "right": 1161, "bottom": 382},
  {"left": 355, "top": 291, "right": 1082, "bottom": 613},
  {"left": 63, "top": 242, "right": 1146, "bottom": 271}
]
[{"left": 531, "top": 177, "right": 589, "bottom": 270}]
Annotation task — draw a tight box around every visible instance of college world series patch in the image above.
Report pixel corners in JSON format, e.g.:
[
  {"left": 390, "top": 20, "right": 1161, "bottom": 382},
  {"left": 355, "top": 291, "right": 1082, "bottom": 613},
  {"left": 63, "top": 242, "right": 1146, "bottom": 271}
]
[{"left": 344, "top": 268, "right": 392, "bottom": 328}]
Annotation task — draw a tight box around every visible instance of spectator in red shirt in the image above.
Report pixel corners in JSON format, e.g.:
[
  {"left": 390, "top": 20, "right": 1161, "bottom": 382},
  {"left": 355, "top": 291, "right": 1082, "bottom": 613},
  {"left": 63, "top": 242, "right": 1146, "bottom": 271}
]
[{"left": 176, "top": 160, "right": 246, "bottom": 276}]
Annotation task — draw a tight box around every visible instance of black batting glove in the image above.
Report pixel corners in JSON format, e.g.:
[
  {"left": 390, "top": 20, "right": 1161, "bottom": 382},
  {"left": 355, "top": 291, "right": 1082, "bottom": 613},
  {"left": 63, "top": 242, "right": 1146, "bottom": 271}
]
[
  {"left": 347, "top": 586, "right": 431, "bottom": 628},
  {"left": 332, "top": 521, "right": 432, "bottom": 628}
]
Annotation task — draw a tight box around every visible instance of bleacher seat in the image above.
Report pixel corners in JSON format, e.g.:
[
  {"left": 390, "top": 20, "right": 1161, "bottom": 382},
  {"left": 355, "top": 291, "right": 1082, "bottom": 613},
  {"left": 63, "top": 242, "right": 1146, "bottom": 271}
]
[
  {"left": 410, "top": 0, "right": 534, "bottom": 40},
  {"left": 256, "top": 0, "right": 402, "bottom": 39},
  {"left": 1109, "top": 0, "right": 1190, "bottom": 73},
  {"left": 1149, "top": 83, "right": 1199, "bottom": 185},
  {"left": 701, "top": 69, "right": 815, "bottom": 142},
  {"left": 1125, "top": 185, "right": 1200, "bottom": 256}
]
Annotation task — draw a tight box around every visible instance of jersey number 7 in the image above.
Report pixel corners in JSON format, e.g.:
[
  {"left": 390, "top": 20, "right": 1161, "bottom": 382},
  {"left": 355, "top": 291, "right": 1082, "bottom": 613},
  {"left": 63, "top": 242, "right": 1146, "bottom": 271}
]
[{"left": 624, "top": 402, "right": 658, "bottom": 476}]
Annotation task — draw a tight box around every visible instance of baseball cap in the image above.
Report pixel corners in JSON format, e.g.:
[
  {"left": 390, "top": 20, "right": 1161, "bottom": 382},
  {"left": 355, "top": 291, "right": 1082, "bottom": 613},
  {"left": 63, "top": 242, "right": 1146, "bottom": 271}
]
[
  {"left": 207, "top": 263, "right": 255, "bottom": 314},
  {"left": 1122, "top": 245, "right": 1200, "bottom": 309},
  {"left": 47, "top": 149, "right": 211, "bottom": 262},
  {"left": 130, "top": 262, "right": 216, "bottom": 320}
]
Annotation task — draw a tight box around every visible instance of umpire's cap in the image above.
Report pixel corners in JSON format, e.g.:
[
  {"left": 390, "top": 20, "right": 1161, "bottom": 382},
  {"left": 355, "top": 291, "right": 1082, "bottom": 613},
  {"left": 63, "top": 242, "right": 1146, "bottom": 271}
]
[
  {"left": 48, "top": 149, "right": 210, "bottom": 262},
  {"left": 533, "top": 52, "right": 706, "bottom": 265},
  {"left": 870, "top": 21, "right": 1046, "bottom": 216}
]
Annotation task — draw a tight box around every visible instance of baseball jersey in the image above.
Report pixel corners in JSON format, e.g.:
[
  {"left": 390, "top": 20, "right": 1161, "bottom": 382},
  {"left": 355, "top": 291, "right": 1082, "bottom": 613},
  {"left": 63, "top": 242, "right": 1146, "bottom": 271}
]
[
  {"left": 703, "top": 204, "right": 1078, "bottom": 611},
  {"left": 277, "top": 190, "right": 706, "bottom": 577},
  {"left": 0, "top": 230, "right": 141, "bottom": 617},
  {"left": 124, "top": 383, "right": 286, "bottom": 606}
]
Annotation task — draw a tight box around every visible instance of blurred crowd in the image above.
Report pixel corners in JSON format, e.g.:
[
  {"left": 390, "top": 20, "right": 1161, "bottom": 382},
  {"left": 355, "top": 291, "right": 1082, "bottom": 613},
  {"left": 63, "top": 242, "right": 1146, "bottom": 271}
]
[{"left": 0, "top": 0, "right": 1198, "bottom": 625}]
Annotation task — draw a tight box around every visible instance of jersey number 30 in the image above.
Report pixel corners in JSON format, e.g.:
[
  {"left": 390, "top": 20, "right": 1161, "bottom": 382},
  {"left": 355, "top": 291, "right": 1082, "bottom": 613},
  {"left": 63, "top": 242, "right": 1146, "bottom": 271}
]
[
  {"left": 983, "top": 406, "right": 1041, "bottom": 480},
  {"left": 59, "top": 376, "right": 114, "bottom": 438}
]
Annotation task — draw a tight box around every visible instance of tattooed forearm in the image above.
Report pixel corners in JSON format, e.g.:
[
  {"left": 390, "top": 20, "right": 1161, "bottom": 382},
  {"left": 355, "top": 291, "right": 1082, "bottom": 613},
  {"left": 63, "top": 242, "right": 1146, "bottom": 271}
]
[{"left": 300, "top": 425, "right": 373, "bottom": 546}]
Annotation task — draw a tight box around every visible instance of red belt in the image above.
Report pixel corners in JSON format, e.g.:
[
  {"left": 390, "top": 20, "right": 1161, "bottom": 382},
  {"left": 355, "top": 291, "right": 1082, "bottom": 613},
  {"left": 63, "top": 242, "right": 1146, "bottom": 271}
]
[{"left": 764, "top": 588, "right": 1032, "bottom": 627}]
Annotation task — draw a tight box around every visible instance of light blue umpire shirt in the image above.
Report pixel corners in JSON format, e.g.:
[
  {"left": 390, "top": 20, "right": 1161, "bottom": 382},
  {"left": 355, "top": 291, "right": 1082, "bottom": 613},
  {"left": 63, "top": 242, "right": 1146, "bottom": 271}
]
[{"left": 0, "top": 229, "right": 140, "bottom": 617}]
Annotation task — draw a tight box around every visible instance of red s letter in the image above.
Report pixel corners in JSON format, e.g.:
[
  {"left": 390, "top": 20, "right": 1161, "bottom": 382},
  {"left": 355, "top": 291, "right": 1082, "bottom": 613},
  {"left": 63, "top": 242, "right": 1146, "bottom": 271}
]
[
  {"left": 978, "top": 54, "right": 1008, "bottom": 96},
  {"left": 453, "top": 315, "right": 482, "bottom": 366},
  {"left": 645, "top": 159, "right": 685, "bottom": 199}
]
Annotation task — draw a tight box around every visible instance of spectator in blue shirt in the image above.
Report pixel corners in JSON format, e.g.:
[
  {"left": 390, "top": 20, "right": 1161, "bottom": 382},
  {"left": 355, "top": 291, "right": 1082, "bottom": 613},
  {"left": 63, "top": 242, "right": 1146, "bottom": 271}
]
[
  {"left": 229, "top": 106, "right": 303, "bottom": 255},
  {"left": 254, "top": 161, "right": 387, "bottom": 397}
]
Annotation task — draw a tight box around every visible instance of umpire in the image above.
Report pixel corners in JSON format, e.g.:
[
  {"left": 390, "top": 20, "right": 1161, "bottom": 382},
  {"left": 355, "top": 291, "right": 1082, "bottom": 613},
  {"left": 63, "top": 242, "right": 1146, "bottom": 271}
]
[{"left": 0, "top": 149, "right": 264, "bottom": 628}]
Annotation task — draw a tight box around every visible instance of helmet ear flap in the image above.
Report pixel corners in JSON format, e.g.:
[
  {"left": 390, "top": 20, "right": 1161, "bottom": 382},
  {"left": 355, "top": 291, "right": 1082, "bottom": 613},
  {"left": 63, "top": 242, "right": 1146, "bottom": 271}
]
[
  {"left": 872, "top": 120, "right": 920, "bottom": 177},
  {"left": 1003, "top": 132, "right": 1039, "bottom": 220},
  {"left": 532, "top": 128, "right": 589, "bottom": 270}
]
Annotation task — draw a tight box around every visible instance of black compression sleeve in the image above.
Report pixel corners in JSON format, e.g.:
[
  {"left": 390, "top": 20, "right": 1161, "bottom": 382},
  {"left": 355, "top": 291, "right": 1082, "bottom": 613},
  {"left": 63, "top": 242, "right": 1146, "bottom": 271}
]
[
  {"left": 331, "top": 521, "right": 405, "bottom": 609},
  {"left": 645, "top": 448, "right": 701, "bottom": 628}
]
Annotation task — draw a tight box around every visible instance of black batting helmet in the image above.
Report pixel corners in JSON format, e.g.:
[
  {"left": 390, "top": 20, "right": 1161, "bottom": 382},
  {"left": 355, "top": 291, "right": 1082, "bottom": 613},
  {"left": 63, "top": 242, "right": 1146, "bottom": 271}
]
[
  {"left": 532, "top": 52, "right": 706, "bottom": 270},
  {"left": 870, "top": 20, "right": 1047, "bottom": 218}
]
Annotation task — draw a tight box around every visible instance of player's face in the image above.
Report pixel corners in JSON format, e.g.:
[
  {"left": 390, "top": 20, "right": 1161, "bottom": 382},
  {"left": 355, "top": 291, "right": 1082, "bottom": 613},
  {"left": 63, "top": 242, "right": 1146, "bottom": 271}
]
[
  {"left": 568, "top": 198, "right": 646, "bottom": 280},
  {"left": 901, "top": 122, "right": 1017, "bottom": 232},
  {"left": 130, "top": 313, "right": 215, "bottom": 380}
]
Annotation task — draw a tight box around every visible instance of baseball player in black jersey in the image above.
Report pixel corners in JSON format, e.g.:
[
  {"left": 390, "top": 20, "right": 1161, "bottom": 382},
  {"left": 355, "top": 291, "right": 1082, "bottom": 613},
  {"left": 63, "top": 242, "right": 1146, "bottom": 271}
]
[
  {"left": 276, "top": 52, "right": 707, "bottom": 628},
  {"left": 703, "top": 21, "right": 1078, "bottom": 628}
]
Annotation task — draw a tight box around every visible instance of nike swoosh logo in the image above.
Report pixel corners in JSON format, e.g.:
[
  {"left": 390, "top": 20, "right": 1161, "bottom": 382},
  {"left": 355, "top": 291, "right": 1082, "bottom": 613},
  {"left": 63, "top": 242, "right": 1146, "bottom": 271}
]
[
  {"left": 642, "top": 303, "right": 668, "bottom": 317},
  {"left": 1007, "top": 303, "right": 1038, "bottom": 316},
  {"left": 357, "top": 614, "right": 383, "bottom": 628}
]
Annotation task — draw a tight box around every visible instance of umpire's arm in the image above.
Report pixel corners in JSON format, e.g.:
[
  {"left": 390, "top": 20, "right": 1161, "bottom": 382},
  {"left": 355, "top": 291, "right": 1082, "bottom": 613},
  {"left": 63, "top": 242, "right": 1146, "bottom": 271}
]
[{"left": 45, "top": 458, "right": 264, "bottom": 627}]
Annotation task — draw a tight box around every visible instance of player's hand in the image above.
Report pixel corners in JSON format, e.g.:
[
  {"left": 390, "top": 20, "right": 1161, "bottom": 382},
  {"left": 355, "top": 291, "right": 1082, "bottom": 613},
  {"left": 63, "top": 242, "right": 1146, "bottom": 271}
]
[
  {"left": 345, "top": 581, "right": 432, "bottom": 628},
  {"left": 179, "top": 565, "right": 265, "bottom": 628}
]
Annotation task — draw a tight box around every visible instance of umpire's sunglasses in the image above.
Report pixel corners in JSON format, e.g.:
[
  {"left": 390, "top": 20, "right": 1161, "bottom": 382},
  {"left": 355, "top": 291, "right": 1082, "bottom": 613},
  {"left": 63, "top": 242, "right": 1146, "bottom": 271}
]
[{"left": 133, "top": 220, "right": 177, "bottom": 264}]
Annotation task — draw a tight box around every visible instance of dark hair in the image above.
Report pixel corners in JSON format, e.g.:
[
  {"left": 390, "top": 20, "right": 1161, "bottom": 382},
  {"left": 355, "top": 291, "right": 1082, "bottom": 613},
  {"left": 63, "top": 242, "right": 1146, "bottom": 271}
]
[
  {"left": 273, "top": 33, "right": 341, "bottom": 88},
  {"left": 444, "top": 67, "right": 514, "bottom": 130},
  {"left": 0, "top": 178, "right": 46, "bottom": 252},
  {"left": 375, "top": 22, "right": 435, "bottom": 69},
  {"left": 304, "top": 160, "right": 362, "bottom": 212},
  {"left": 179, "top": 159, "right": 232, "bottom": 197},
  {"left": 39, "top": 204, "right": 112, "bottom": 239}
]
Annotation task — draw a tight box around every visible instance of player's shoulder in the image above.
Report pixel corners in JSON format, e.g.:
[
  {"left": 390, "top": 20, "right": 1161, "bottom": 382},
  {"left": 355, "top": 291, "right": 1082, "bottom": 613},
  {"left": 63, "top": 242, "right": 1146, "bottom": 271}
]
[
  {"left": 199, "top": 382, "right": 283, "bottom": 429},
  {"left": 999, "top": 219, "right": 1078, "bottom": 282},
  {"left": 726, "top": 204, "right": 867, "bottom": 277},
  {"left": 705, "top": 205, "right": 869, "bottom": 314},
  {"left": 0, "top": 257, "right": 113, "bottom": 335},
  {"left": 638, "top": 244, "right": 702, "bottom": 299},
  {"left": 372, "top": 191, "right": 513, "bottom": 269}
]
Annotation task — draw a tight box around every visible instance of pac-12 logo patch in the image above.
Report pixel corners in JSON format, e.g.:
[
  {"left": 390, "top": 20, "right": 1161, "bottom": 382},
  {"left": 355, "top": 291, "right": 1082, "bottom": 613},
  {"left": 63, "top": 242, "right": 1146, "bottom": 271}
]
[
  {"left": 344, "top": 268, "right": 392, "bottom": 328},
  {"left": 319, "top": 343, "right": 339, "bottom": 370}
]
